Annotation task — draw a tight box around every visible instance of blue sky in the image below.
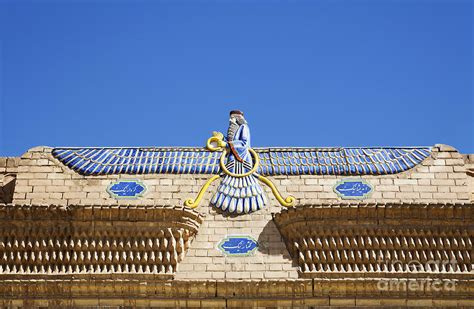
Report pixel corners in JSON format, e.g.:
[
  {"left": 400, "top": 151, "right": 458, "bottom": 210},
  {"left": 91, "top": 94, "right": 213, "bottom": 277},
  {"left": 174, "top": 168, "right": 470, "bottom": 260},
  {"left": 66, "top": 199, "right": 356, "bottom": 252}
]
[{"left": 0, "top": 0, "right": 472, "bottom": 156}]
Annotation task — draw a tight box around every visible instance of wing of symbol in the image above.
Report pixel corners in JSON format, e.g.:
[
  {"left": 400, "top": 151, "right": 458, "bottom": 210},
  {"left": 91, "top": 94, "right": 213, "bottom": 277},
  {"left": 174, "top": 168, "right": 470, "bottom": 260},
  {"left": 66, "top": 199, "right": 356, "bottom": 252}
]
[
  {"left": 52, "top": 147, "right": 221, "bottom": 176},
  {"left": 256, "top": 147, "right": 431, "bottom": 176}
]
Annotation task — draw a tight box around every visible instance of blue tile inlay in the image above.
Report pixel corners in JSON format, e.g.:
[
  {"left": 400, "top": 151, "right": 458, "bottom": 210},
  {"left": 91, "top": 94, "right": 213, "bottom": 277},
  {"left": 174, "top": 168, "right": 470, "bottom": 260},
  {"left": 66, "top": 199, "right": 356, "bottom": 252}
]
[
  {"left": 52, "top": 147, "right": 431, "bottom": 176},
  {"left": 107, "top": 180, "right": 146, "bottom": 199},
  {"left": 334, "top": 179, "right": 373, "bottom": 199},
  {"left": 218, "top": 236, "right": 258, "bottom": 256}
]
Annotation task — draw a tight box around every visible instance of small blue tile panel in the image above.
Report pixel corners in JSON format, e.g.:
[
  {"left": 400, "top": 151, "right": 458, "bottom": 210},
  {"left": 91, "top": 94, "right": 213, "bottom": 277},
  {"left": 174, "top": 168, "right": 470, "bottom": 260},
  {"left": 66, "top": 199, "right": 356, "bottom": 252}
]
[
  {"left": 107, "top": 180, "right": 146, "bottom": 199},
  {"left": 334, "top": 180, "right": 373, "bottom": 199},
  {"left": 52, "top": 147, "right": 431, "bottom": 176},
  {"left": 218, "top": 236, "right": 258, "bottom": 256}
]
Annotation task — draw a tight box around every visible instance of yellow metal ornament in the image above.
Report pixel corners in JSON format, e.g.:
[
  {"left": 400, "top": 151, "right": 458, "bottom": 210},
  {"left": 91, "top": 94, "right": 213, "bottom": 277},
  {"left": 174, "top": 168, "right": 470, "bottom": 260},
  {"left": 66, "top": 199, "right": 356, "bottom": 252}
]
[
  {"left": 184, "top": 131, "right": 295, "bottom": 210},
  {"left": 206, "top": 131, "right": 226, "bottom": 151},
  {"left": 184, "top": 175, "right": 221, "bottom": 208}
]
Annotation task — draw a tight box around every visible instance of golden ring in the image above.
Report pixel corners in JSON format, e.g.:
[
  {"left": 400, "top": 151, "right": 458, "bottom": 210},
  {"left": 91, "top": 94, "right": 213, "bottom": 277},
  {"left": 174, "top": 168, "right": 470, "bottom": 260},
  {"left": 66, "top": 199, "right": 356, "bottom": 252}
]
[
  {"left": 206, "top": 136, "right": 224, "bottom": 152},
  {"left": 219, "top": 148, "right": 260, "bottom": 177}
]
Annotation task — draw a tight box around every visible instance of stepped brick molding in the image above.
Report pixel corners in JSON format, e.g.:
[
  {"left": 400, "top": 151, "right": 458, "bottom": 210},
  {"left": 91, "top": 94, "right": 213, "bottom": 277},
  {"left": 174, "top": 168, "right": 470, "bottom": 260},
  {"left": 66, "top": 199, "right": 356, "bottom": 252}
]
[
  {"left": 0, "top": 205, "right": 202, "bottom": 278},
  {"left": 274, "top": 203, "right": 473, "bottom": 278}
]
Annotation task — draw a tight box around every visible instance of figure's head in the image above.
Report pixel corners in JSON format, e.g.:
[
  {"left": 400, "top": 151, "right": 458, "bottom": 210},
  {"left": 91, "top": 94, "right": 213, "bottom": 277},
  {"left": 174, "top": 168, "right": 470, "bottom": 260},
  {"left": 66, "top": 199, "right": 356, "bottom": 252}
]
[
  {"left": 229, "top": 110, "right": 246, "bottom": 125},
  {"left": 227, "top": 110, "right": 246, "bottom": 140}
]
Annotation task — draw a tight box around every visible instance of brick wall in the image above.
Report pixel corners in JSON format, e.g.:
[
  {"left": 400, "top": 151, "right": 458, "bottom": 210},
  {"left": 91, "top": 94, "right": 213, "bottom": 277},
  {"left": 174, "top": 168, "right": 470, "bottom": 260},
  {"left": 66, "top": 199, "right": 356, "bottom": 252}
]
[
  {"left": 3, "top": 144, "right": 471, "bottom": 282},
  {"left": 0, "top": 144, "right": 473, "bottom": 304}
]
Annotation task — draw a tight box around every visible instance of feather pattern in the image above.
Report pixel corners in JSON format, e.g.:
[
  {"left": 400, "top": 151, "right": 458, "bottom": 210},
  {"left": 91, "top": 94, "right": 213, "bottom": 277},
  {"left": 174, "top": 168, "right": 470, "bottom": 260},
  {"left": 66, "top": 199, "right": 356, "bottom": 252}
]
[
  {"left": 211, "top": 174, "right": 266, "bottom": 214},
  {"left": 52, "top": 147, "right": 431, "bottom": 176}
]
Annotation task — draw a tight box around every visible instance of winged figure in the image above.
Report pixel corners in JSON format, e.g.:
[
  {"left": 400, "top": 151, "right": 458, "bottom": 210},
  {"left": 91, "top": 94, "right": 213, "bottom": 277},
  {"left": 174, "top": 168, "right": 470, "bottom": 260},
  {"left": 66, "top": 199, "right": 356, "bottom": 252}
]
[
  {"left": 209, "top": 110, "right": 268, "bottom": 213},
  {"left": 52, "top": 110, "right": 432, "bottom": 214}
]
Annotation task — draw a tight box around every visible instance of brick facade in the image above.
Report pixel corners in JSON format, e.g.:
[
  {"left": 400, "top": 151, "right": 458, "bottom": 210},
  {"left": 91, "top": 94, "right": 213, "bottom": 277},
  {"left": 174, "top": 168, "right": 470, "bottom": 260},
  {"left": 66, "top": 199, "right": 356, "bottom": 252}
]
[{"left": 0, "top": 144, "right": 472, "bottom": 307}]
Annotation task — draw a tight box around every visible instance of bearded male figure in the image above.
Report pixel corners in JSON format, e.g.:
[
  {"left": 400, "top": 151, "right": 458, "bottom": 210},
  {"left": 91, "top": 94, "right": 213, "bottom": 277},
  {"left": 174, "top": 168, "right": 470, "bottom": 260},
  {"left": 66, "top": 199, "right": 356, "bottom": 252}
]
[{"left": 210, "top": 110, "right": 268, "bottom": 214}]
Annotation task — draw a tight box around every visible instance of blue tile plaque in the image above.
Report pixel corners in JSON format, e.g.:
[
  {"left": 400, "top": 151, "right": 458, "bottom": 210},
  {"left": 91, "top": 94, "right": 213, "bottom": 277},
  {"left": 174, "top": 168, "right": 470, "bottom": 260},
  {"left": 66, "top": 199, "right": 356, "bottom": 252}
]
[
  {"left": 334, "top": 179, "right": 373, "bottom": 199},
  {"left": 107, "top": 180, "right": 147, "bottom": 199},
  {"left": 218, "top": 236, "right": 258, "bottom": 256}
]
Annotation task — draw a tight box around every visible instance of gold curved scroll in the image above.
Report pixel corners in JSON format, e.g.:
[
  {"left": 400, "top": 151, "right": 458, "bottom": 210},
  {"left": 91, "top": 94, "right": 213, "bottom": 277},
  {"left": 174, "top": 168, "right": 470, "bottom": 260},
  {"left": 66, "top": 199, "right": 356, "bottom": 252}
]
[
  {"left": 258, "top": 175, "right": 295, "bottom": 207},
  {"left": 184, "top": 175, "right": 221, "bottom": 209},
  {"left": 206, "top": 131, "right": 226, "bottom": 152},
  {"left": 219, "top": 148, "right": 260, "bottom": 178}
]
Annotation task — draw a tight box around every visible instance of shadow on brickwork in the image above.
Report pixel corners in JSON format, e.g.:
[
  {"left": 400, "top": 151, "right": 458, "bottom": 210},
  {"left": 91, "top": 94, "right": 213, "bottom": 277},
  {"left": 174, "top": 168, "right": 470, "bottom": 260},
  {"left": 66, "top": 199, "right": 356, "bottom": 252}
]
[
  {"left": 257, "top": 220, "right": 296, "bottom": 265},
  {"left": 0, "top": 175, "right": 16, "bottom": 204}
]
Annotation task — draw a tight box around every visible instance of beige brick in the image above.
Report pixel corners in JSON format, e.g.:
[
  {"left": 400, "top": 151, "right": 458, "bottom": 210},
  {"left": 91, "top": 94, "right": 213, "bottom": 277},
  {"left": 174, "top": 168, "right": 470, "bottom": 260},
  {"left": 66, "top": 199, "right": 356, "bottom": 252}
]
[
  {"left": 418, "top": 179, "right": 431, "bottom": 185},
  {"left": 456, "top": 192, "right": 470, "bottom": 200},
  {"left": 411, "top": 173, "right": 435, "bottom": 179},
  {"left": 431, "top": 179, "right": 455, "bottom": 186},
  {"left": 433, "top": 192, "right": 457, "bottom": 199},
  {"left": 435, "top": 173, "right": 449, "bottom": 180},
  {"left": 26, "top": 192, "right": 50, "bottom": 199},
  {"left": 300, "top": 185, "right": 323, "bottom": 192},
  {"left": 29, "top": 179, "right": 51, "bottom": 186},
  {"left": 448, "top": 173, "right": 467, "bottom": 179},
  {"left": 380, "top": 179, "right": 393, "bottom": 185},
  {"left": 445, "top": 159, "right": 465, "bottom": 166},
  {"left": 414, "top": 186, "right": 437, "bottom": 192},
  {"left": 304, "top": 178, "right": 319, "bottom": 185},
  {"left": 15, "top": 186, "right": 33, "bottom": 193},
  {"left": 286, "top": 185, "right": 300, "bottom": 192},
  {"left": 173, "top": 179, "right": 196, "bottom": 185},
  {"left": 455, "top": 179, "right": 468, "bottom": 186},
  {"left": 49, "top": 193, "right": 63, "bottom": 199},
  {"left": 63, "top": 192, "right": 87, "bottom": 199},
  {"left": 28, "top": 166, "right": 56, "bottom": 173},
  {"left": 250, "top": 272, "right": 264, "bottom": 279},
  {"left": 377, "top": 185, "right": 399, "bottom": 191},
  {"left": 33, "top": 186, "right": 46, "bottom": 193},
  {"left": 318, "top": 192, "right": 336, "bottom": 199},
  {"left": 46, "top": 186, "right": 69, "bottom": 192},
  {"left": 395, "top": 192, "right": 419, "bottom": 199},
  {"left": 13, "top": 192, "right": 26, "bottom": 199},
  {"left": 419, "top": 193, "right": 433, "bottom": 199},
  {"left": 393, "top": 179, "right": 417, "bottom": 185},
  {"left": 382, "top": 192, "right": 396, "bottom": 198},
  {"left": 264, "top": 271, "right": 289, "bottom": 279},
  {"left": 430, "top": 166, "right": 454, "bottom": 173},
  {"left": 318, "top": 179, "right": 336, "bottom": 185},
  {"left": 226, "top": 272, "right": 250, "bottom": 279}
]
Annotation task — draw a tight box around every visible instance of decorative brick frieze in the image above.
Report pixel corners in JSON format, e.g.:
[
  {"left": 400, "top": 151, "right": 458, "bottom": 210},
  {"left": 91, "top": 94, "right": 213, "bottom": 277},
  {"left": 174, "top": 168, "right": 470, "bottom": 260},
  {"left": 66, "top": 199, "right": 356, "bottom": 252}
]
[
  {"left": 0, "top": 278, "right": 472, "bottom": 306},
  {"left": 274, "top": 203, "right": 473, "bottom": 278},
  {"left": 0, "top": 205, "right": 202, "bottom": 278}
]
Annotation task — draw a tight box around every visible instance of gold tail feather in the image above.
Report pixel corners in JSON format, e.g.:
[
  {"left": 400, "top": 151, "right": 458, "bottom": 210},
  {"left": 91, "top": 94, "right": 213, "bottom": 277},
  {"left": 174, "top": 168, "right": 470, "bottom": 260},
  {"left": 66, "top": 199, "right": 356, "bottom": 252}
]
[
  {"left": 258, "top": 175, "right": 295, "bottom": 207},
  {"left": 184, "top": 175, "right": 221, "bottom": 209}
]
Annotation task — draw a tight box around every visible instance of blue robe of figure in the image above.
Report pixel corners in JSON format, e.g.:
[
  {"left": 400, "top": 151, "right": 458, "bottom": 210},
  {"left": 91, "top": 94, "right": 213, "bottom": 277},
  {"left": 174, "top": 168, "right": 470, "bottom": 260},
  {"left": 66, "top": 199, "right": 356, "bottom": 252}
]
[{"left": 210, "top": 123, "right": 267, "bottom": 214}]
